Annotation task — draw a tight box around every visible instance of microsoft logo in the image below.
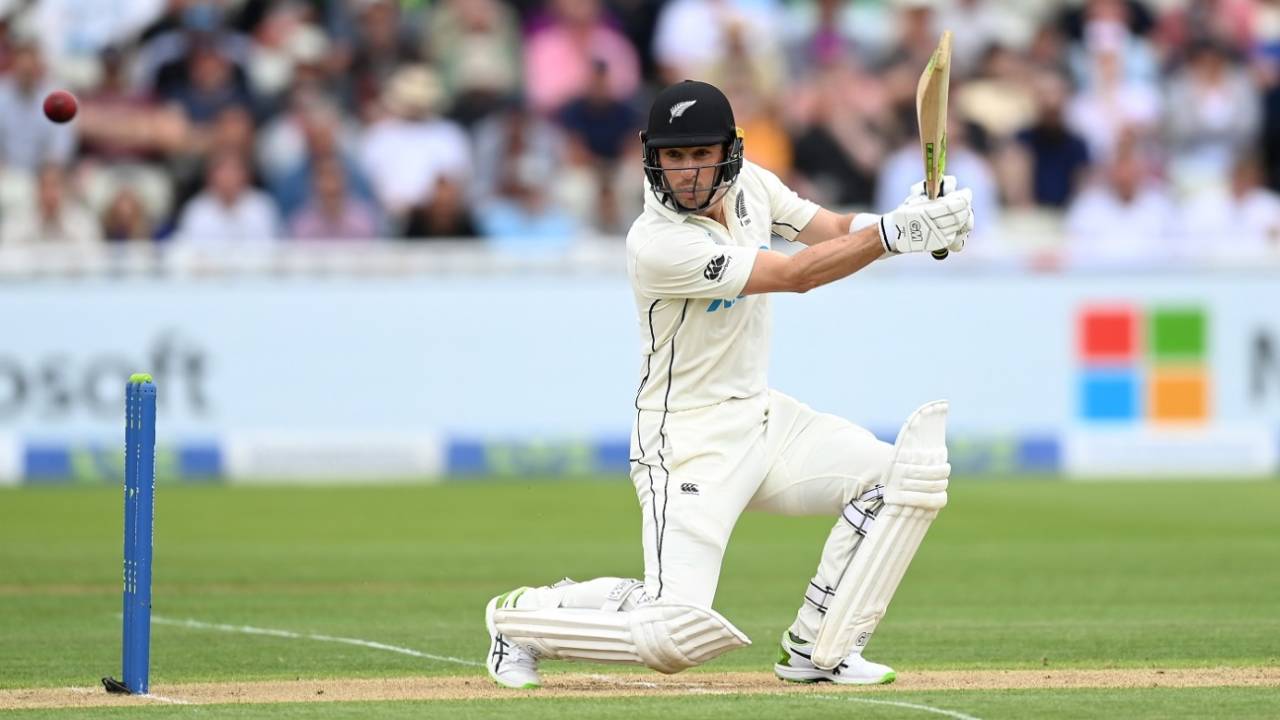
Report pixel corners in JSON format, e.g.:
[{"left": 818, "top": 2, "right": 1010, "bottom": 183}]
[{"left": 1077, "top": 305, "right": 1210, "bottom": 423}]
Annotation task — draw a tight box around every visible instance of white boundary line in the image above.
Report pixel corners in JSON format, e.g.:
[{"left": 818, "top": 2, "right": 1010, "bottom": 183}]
[
  {"left": 152, "top": 616, "right": 483, "bottom": 668},
  {"left": 816, "top": 694, "right": 984, "bottom": 720}
]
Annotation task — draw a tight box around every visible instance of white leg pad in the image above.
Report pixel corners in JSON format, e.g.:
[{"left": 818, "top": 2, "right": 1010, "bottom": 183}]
[
  {"left": 811, "top": 400, "right": 950, "bottom": 669},
  {"left": 493, "top": 603, "right": 751, "bottom": 674}
]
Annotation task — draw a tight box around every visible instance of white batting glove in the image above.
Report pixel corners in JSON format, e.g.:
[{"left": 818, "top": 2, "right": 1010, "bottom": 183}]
[
  {"left": 948, "top": 205, "right": 975, "bottom": 253},
  {"left": 878, "top": 188, "right": 972, "bottom": 255}
]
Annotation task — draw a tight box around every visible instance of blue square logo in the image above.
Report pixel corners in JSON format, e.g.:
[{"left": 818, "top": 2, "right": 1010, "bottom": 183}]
[{"left": 1080, "top": 369, "right": 1139, "bottom": 421}]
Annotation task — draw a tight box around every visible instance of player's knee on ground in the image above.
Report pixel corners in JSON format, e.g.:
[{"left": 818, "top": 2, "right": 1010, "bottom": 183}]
[{"left": 493, "top": 593, "right": 751, "bottom": 674}]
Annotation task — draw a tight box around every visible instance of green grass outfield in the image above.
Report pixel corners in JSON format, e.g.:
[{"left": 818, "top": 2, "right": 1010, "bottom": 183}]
[{"left": 1, "top": 478, "right": 1278, "bottom": 718}]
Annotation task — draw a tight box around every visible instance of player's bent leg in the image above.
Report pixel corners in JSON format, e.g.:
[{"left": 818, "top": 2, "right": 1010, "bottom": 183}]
[
  {"left": 485, "top": 577, "right": 644, "bottom": 688},
  {"left": 808, "top": 400, "right": 950, "bottom": 670},
  {"left": 488, "top": 577, "right": 749, "bottom": 675},
  {"left": 775, "top": 630, "right": 895, "bottom": 685}
]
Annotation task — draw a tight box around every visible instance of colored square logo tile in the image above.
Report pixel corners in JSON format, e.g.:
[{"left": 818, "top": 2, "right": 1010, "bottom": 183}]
[
  {"left": 1150, "top": 308, "right": 1206, "bottom": 362},
  {"left": 1080, "top": 369, "right": 1139, "bottom": 421},
  {"left": 1080, "top": 306, "right": 1138, "bottom": 362},
  {"left": 1149, "top": 369, "right": 1208, "bottom": 423}
]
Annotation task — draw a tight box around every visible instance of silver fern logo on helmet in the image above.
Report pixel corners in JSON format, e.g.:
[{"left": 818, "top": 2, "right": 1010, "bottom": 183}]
[{"left": 668, "top": 100, "right": 697, "bottom": 123}]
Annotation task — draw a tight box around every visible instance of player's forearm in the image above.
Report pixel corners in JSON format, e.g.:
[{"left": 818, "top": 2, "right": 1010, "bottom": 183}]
[{"left": 785, "top": 225, "right": 885, "bottom": 292}]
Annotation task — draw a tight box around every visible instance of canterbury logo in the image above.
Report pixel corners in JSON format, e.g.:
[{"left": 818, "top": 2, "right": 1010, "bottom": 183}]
[
  {"left": 669, "top": 100, "right": 697, "bottom": 123},
  {"left": 680, "top": 483, "right": 699, "bottom": 495}
]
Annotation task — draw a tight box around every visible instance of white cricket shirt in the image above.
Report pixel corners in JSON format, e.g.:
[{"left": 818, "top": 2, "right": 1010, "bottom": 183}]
[{"left": 626, "top": 160, "right": 819, "bottom": 413}]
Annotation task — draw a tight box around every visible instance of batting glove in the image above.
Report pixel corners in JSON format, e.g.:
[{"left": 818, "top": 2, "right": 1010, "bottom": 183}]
[{"left": 879, "top": 188, "right": 972, "bottom": 255}]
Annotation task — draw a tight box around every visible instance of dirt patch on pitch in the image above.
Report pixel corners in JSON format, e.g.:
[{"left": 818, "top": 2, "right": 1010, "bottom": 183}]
[{"left": 4, "top": 667, "right": 1278, "bottom": 709}]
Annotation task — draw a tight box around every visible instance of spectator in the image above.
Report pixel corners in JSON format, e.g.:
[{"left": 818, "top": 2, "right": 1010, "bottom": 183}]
[
  {"left": 29, "top": 0, "right": 164, "bottom": 74},
  {"left": 788, "top": 48, "right": 893, "bottom": 208},
  {"left": 246, "top": 10, "right": 335, "bottom": 102},
  {"left": 1065, "top": 21, "right": 1161, "bottom": 163},
  {"left": 652, "top": 0, "right": 782, "bottom": 85},
  {"left": 261, "top": 95, "right": 373, "bottom": 218},
  {"left": 426, "top": 0, "right": 521, "bottom": 126},
  {"left": 1180, "top": 155, "right": 1280, "bottom": 261},
  {"left": 0, "top": 38, "right": 76, "bottom": 172},
  {"left": 1012, "top": 71, "right": 1092, "bottom": 208},
  {"left": 1154, "top": 0, "right": 1253, "bottom": 63},
  {"left": 703, "top": 15, "right": 786, "bottom": 100},
  {"left": 287, "top": 155, "right": 380, "bottom": 241},
  {"left": 1063, "top": 135, "right": 1174, "bottom": 266},
  {"left": 140, "top": 4, "right": 254, "bottom": 107},
  {"left": 1062, "top": 0, "right": 1159, "bottom": 87},
  {"left": 402, "top": 176, "right": 479, "bottom": 240},
  {"left": 879, "top": 0, "right": 947, "bottom": 74},
  {"left": 101, "top": 187, "right": 155, "bottom": 243},
  {"left": 1163, "top": 40, "right": 1260, "bottom": 197},
  {"left": 344, "top": 0, "right": 423, "bottom": 119},
  {"left": 358, "top": 64, "right": 471, "bottom": 220},
  {"left": 0, "top": 164, "right": 102, "bottom": 247},
  {"left": 956, "top": 44, "right": 1037, "bottom": 142},
  {"left": 167, "top": 38, "right": 256, "bottom": 125},
  {"left": 476, "top": 152, "right": 579, "bottom": 246},
  {"left": 936, "top": 0, "right": 1015, "bottom": 77},
  {"left": 472, "top": 98, "right": 565, "bottom": 209},
  {"left": 173, "top": 151, "right": 280, "bottom": 243},
  {"left": 524, "top": 0, "right": 641, "bottom": 114},
  {"left": 724, "top": 77, "right": 792, "bottom": 179},
  {"left": 556, "top": 60, "right": 637, "bottom": 166}
]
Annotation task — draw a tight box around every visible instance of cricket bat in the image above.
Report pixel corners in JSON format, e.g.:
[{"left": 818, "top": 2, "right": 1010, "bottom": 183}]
[{"left": 916, "top": 30, "right": 953, "bottom": 260}]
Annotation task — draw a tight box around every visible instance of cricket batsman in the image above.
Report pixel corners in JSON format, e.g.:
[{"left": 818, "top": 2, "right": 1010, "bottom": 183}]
[{"left": 485, "top": 80, "right": 974, "bottom": 687}]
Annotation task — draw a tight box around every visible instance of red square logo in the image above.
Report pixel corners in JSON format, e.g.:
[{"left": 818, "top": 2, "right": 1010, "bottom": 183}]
[{"left": 1080, "top": 306, "right": 1139, "bottom": 362}]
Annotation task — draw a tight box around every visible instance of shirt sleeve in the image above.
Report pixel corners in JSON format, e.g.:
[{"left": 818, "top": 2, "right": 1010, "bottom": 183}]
[
  {"left": 754, "top": 164, "right": 820, "bottom": 242},
  {"left": 632, "top": 228, "right": 759, "bottom": 300}
]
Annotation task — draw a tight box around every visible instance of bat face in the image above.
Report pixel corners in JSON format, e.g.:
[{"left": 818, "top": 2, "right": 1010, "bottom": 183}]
[{"left": 916, "top": 31, "right": 953, "bottom": 201}]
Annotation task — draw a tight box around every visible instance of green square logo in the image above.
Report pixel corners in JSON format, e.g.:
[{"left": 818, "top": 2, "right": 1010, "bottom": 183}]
[{"left": 1149, "top": 308, "right": 1206, "bottom": 361}]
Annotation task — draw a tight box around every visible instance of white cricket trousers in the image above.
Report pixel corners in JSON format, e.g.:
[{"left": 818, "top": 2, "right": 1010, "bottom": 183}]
[{"left": 630, "top": 389, "right": 894, "bottom": 609}]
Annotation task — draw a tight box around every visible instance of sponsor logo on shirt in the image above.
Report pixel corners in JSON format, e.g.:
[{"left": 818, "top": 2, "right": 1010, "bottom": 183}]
[{"left": 703, "top": 254, "right": 730, "bottom": 281}]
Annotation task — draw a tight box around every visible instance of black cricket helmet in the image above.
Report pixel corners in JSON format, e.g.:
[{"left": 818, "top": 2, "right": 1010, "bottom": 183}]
[{"left": 641, "top": 80, "right": 744, "bottom": 213}]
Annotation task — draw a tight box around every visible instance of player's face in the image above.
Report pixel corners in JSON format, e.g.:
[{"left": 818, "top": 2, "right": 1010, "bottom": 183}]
[{"left": 658, "top": 144, "right": 725, "bottom": 208}]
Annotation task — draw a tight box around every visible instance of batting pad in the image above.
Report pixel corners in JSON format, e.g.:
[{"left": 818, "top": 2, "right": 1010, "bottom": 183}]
[
  {"left": 494, "top": 603, "right": 750, "bottom": 674},
  {"left": 811, "top": 400, "right": 949, "bottom": 670}
]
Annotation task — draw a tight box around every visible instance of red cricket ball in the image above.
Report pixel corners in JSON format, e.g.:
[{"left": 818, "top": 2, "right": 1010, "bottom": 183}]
[{"left": 43, "top": 90, "right": 78, "bottom": 123}]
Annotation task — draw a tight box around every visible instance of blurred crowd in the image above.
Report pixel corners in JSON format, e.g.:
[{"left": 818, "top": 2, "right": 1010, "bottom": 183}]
[{"left": 0, "top": 0, "right": 1279, "bottom": 265}]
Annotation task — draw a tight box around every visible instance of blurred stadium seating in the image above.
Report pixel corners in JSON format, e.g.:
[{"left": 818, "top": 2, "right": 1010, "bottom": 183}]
[
  {"left": 1, "top": 0, "right": 1279, "bottom": 484},
  {"left": 0, "top": 0, "right": 1273, "bottom": 260}
]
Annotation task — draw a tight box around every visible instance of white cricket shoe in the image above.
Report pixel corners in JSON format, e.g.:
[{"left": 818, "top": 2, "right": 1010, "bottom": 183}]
[
  {"left": 774, "top": 631, "right": 896, "bottom": 685},
  {"left": 485, "top": 590, "right": 541, "bottom": 689}
]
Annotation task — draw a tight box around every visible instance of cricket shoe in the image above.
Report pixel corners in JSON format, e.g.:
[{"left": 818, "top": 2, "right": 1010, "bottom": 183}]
[
  {"left": 485, "top": 589, "right": 541, "bottom": 689},
  {"left": 774, "top": 631, "right": 896, "bottom": 685}
]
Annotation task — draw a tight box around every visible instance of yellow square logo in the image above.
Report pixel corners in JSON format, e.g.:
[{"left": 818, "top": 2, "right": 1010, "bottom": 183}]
[{"left": 1148, "top": 370, "right": 1209, "bottom": 423}]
